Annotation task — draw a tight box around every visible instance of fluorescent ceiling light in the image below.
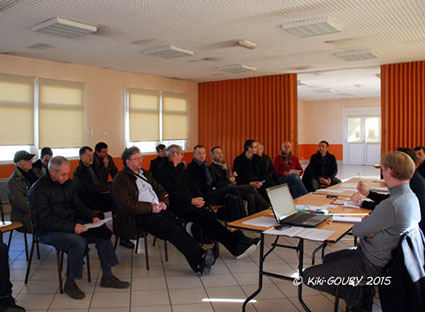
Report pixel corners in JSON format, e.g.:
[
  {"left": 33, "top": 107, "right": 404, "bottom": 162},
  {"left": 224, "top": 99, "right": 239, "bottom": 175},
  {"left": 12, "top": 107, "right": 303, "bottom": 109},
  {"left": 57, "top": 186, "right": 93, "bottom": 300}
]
[
  {"left": 238, "top": 40, "right": 257, "bottom": 49},
  {"left": 32, "top": 17, "right": 97, "bottom": 38},
  {"left": 335, "top": 49, "right": 378, "bottom": 61},
  {"left": 143, "top": 45, "right": 194, "bottom": 58},
  {"left": 281, "top": 17, "right": 341, "bottom": 37},
  {"left": 217, "top": 64, "right": 256, "bottom": 74}
]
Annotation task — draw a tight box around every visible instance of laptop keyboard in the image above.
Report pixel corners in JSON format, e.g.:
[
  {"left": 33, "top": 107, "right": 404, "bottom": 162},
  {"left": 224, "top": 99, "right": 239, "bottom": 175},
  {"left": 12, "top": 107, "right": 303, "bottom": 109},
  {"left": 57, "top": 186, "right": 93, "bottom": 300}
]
[{"left": 283, "top": 212, "right": 313, "bottom": 224}]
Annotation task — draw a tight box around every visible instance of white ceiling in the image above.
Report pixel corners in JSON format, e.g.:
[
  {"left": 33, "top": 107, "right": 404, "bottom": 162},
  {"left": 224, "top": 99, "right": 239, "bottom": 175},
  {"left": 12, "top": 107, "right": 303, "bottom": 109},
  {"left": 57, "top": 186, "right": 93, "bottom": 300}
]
[{"left": 0, "top": 0, "right": 424, "bottom": 100}]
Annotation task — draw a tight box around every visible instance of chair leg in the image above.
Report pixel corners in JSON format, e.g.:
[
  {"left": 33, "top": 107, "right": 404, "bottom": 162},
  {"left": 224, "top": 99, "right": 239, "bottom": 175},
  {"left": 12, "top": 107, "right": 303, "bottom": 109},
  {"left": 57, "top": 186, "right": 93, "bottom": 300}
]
[
  {"left": 36, "top": 239, "right": 40, "bottom": 260},
  {"left": 7, "top": 230, "right": 13, "bottom": 251},
  {"left": 24, "top": 232, "right": 29, "bottom": 261},
  {"left": 86, "top": 249, "right": 91, "bottom": 283},
  {"left": 144, "top": 234, "right": 149, "bottom": 270},
  {"left": 152, "top": 236, "right": 157, "bottom": 247},
  {"left": 135, "top": 236, "right": 139, "bottom": 254},
  {"left": 334, "top": 285, "right": 341, "bottom": 312},
  {"left": 24, "top": 239, "right": 36, "bottom": 284},
  {"left": 164, "top": 240, "right": 168, "bottom": 262},
  {"left": 114, "top": 235, "right": 119, "bottom": 250},
  {"left": 57, "top": 250, "right": 64, "bottom": 294}
]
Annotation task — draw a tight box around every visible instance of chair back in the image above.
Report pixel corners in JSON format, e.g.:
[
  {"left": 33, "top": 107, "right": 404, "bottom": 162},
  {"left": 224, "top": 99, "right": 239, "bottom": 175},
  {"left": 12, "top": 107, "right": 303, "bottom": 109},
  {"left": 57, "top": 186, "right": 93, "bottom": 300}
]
[
  {"left": 0, "top": 195, "right": 4, "bottom": 224},
  {"left": 26, "top": 202, "right": 37, "bottom": 237}
]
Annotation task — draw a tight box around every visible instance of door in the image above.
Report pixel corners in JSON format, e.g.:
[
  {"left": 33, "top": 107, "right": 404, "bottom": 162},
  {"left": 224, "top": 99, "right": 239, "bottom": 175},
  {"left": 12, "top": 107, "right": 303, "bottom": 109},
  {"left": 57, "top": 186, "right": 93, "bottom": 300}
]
[{"left": 344, "top": 108, "right": 381, "bottom": 165}]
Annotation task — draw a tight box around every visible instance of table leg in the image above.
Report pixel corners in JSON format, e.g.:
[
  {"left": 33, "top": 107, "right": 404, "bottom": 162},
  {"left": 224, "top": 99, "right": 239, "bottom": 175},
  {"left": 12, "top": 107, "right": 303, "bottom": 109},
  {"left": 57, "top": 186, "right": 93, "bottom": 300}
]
[
  {"left": 242, "top": 232, "right": 265, "bottom": 312},
  {"left": 298, "top": 239, "right": 311, "bottom": 312}
]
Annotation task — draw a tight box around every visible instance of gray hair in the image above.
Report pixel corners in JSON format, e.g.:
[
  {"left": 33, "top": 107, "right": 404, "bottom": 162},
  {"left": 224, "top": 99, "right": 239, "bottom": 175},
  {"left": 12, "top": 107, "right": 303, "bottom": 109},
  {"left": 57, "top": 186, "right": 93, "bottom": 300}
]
[
  {"left": 281, "top": 141, "right": 292, "bottom": 149},
  {"left": 122, "top": 146, "right": 140, "bottom": 166},
  {"left": 48, "top": 156, "right": 69, "bottom": 171},
  {"left": 166, "top": 144, "right": 181, "bottom": 158}
]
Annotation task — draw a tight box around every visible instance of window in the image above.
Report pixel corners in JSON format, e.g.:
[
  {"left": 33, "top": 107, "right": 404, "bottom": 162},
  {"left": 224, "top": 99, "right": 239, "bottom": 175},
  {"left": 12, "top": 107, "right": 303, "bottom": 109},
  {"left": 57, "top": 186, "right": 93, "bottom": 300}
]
[
  {"left": 126, "top": 88, "right": 188, "bottom": 153},
  {"left": 0, "top": 74, "right": 84, "bottom": 161}
]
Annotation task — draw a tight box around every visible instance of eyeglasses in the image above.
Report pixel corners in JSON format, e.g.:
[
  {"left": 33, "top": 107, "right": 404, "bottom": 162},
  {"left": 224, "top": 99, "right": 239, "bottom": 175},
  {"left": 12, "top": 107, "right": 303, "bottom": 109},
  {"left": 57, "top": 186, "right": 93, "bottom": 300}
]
[{"left": 129, "top": 157, "right": 143, "bottom": 161}]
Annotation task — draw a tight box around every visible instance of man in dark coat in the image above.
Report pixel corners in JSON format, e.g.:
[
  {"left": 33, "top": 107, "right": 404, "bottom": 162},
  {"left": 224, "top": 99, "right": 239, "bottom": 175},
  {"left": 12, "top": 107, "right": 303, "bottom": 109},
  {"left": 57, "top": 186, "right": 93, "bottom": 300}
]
[
  {"left": 307, "top": 140, "right": 341, "bottom": 191},
  {"left": 29, "top": 156, "right": 129, "bottom": 300},
  {"left": 111, "top": 146, "right": 215, "bottom": 275},
  {"left": 93, "top": 142, "right": 118, "bottom": 182},
  {"left": 149, "top": 144, "right": 166, "bottom": 178},
  {"left": 414, "top": 146, "right": 425, "bottom": 179},
  {"left": 156, "top": 144, "right": 259, "bottom": 260}
]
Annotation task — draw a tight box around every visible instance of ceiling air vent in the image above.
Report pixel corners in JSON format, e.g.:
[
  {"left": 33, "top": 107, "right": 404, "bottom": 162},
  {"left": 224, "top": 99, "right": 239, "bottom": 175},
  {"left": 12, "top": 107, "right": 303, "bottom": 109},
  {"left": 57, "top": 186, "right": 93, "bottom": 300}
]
[
  {"left": 143, "top": 45, "right": 194, "bottom": 58},
  {"left": 32, "top": 17, "right": 97, "bottom": 38}
]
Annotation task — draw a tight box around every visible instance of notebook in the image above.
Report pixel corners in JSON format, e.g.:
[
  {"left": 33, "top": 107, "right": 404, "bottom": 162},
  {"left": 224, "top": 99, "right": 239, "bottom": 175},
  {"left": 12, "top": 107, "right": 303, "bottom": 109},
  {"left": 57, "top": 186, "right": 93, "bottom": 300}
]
[{"left": 267, "top": 184, "right": 331, "bottom": 228}]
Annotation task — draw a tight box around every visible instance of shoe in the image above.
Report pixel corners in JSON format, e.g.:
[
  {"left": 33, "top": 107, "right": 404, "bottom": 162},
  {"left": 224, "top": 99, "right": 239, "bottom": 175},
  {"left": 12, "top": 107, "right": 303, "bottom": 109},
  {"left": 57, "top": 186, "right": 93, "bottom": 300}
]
[
  {"left": 212, "top": 242, "right": 220, "bottom": 262},
  {"left": 198, "top": 249, "right": 215, "bottom": 276},
  {"left": 100, "top": 275, "right": 130, "bottom": 289},
  {"left": 64, "top": 280, "right": 85, "bottom": 300},
  {"left": 120, "top": 239, "right": 135, "bottom": 249},
  {"left": 232, "top": 242, "right": 258, "bottom": 260},
  {"left": 0, "top": 297, "right": 26, "bottom": 311}
]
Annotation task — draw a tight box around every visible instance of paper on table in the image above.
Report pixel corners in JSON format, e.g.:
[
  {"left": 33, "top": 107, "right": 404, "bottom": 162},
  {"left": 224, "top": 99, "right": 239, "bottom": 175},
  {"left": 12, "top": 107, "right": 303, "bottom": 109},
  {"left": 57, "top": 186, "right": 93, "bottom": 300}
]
[
  {"left": 264, "top": 226, "right": 334, "bottom": 241},
  {"left": 333, "top": 199, "right": 360, "bottom": 208},
  {"left": 296, "top": 204, "right": 326, "bottom": 212},
  {"left": 242, "top": 216, "right": 277, "bottom": 228},
  {"left": 83, "top": 217, "right": 112, "bottom": 229},
  {"left": 338, "top": 188, "right": 358, "bottom": 192},
  {"left": 315, "top": 189, "right": 345, "bottom": 194},
  {"left": 332, "top": 216, "right": 362, "bottom": 223},
  {"left": 370, "top": 187, "right": 389, "bottom": 192},
  {"left": 340, "top": 183, "right": 358, "bottom": 188}
]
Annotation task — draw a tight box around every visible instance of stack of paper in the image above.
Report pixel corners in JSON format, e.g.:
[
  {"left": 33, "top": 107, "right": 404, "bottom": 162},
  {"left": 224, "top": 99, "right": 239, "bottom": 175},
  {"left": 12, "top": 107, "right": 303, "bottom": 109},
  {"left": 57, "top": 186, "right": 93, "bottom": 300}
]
[
  {"left": 264, "top": 226, "right": 334, "bottom": 241},
  {"left": 242, "top": 216, "right": 277, "bottom": 228},
  {"left": 332, "top": 216, "right": 362, "bottom": 223}
]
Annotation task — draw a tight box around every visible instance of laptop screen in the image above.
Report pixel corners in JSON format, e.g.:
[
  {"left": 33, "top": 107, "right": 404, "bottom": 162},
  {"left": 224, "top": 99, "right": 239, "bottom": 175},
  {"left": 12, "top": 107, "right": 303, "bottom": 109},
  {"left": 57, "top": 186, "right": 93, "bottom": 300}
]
[{"left": 266, "top": 184, "right": 297, "bottom": 221}]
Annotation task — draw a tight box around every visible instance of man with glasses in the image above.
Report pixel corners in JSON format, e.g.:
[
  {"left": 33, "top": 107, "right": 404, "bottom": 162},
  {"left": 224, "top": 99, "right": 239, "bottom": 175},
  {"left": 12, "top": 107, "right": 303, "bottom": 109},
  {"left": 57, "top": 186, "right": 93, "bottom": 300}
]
[
  {"left": 273, "top": 141, "right": 308, "bottom": 198},
  {"left": 111, "top": 146, "right": 215, "bottom": 275}
]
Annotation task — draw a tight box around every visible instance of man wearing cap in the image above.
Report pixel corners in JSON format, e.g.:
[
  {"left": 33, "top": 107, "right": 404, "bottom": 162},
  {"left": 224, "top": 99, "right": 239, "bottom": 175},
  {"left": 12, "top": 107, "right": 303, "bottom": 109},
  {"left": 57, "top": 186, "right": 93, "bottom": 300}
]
[{"left": 7, "top": 151, "right": 42, "bottom": 232}]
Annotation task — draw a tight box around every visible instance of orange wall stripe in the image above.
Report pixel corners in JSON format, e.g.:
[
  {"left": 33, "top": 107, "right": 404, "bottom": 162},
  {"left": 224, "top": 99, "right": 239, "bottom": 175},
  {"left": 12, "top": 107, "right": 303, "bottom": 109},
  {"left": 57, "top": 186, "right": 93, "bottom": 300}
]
[
  {"left": 199, "top": 74, "right": 298, "bottom": 169},
  {"left": 298, "top": 144, "right": 343, "bottom": 161},
  {"left": 0, "top": 152, "right": 194, "bottom": 179},
  {"left": 381, "top": 61, "right": 425, "bottom": 153}
]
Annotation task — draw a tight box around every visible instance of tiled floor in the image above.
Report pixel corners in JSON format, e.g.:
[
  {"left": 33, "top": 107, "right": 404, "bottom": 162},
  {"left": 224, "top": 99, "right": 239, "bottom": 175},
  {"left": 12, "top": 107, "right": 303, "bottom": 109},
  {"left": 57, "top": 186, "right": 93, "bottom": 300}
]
[{"left": 5, "top": 165, "right": 382, "bottom": 312}]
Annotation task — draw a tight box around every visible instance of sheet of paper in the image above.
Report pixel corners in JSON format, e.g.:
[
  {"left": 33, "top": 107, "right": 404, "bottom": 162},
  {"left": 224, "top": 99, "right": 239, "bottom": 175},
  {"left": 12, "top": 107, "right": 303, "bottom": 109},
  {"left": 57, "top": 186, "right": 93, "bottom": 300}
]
[
  {"left": 338, "top": 188, "right": 358, "bottom": 192},
  {"left": 340, "top": 183, "right": 358, "bottom": 188},
  {"left": 315, "top": 189, "right": 345, "bottom": 194},
  {"left": 264, "top": 226, "right": 334, "bottom": 241},
  {"left": 84, "top": 217, "right": 112, "bottom": 229},
  {"left": 289, "top": 169, "right": 301, "bottom": 175},
  {"left": 332, "top": 216, "right": 362, "bottom": 223},
  {"left": 242, "top": 216, "right": 277, "bottom": 228},
  {"left": 370, "top": 187, "right": 389, "bottom": 192},
  {"left": 296, "top": 204, "right": 326, "bottom": 212}
]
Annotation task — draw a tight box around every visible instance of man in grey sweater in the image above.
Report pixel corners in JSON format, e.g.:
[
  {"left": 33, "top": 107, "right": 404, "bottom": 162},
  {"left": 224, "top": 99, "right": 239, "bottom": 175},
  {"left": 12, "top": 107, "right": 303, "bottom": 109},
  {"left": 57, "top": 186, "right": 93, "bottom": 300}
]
[{"left": 303, "top": 151, "right": 421, "bottom": 312}]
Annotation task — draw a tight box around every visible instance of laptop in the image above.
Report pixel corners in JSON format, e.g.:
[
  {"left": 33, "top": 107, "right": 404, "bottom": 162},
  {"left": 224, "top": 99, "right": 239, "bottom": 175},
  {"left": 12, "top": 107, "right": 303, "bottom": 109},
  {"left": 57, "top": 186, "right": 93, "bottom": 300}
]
[{"left": 266, "top": 184, "right": 331, "bottom": 227}]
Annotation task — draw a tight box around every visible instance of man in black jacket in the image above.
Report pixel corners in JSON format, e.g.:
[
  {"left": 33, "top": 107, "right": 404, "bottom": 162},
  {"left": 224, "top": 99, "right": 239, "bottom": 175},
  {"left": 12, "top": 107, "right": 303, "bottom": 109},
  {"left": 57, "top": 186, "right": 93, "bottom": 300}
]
[
  {"left": 94, "top": 142, "right": 118, "bottom": 182},
  {"left": 414, "top": 146, "right": 425, "bottom": 179},
  {"left": 308, "top": 140, "right": 341, "bottom": 191},
  {"left": 209, "top": 146, "right": 269, "bottom": 214},
  {"left": 187, "top": 145, "right": 246, "bottom": 221},
  {"left": 149, "top": 144, "right": 166, "bottom": 178},
  {"left": 232, "top": 140, "right": 270, "bottom": 201},
  {"left": 156, "top": 145, "right": 259, "bottom": 260},
  {"left": 29, "top": 156, "right": 129, "bottom": 300}
]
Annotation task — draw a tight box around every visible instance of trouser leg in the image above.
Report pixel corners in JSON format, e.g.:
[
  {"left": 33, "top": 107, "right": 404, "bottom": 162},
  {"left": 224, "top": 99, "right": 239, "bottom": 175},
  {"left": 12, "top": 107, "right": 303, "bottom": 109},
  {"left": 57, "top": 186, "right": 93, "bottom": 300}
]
[
  {"left": 206, "top": 187, "right": 246, "bottom": 221},
  {"left": 311, "top": 178, "right": 320, "bottom": 191},
  {"left": 41, "top": 232, "right": 86, "bottom": 279},
  {"left": 303, "top": 248, "right": 381, "bottom": 309},
  {"left": 330, "top": 177, "right": 342, "bottom": 186},
  {"left": 0, "top": 242, "right": 12, "bottom": 299},
  {"left": 171, "top": 205, "right": 239, "bottom": 253},
  {"left": 136, "top": 210, "right": 204, "bottom": 271},
  {"left": 82, "top": 229, "right": 118, "bottom": 279},
  {"left": 236, "top": 185, "right": 269, "bottom": 213},
  {"left": 279, "top": 175, "right": 308, "bottom": 198}
]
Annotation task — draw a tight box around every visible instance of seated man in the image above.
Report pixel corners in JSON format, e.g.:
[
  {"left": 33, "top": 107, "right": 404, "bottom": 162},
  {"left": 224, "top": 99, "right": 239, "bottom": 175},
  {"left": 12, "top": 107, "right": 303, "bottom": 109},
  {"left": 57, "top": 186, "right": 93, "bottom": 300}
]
[
  {"left": 304, "top": 151, "right": 421, "bottom": 311},
  {"left": 29, "top": 156, "right": 129, "bottom": 300},
  {"left": 32, "top": 147, "right": 53, "bottom": 175},
  {"left": 187, "top": 145, "right": 246, "bottom": 221},
  {"left": 149, "top": 144, "right": 166, "bottom": 178},
  {"left": 73, "top": 146, "right": 113, "bottom": 213},
  {"left": 7, "top": 151, "right": 42, "bottom": 232},
  {"left": 414, "top": 146, "right": 425, "bottom": 178},
  {"left": 352, "top": 147, "right": 425, "bottom": 234},
  {"left": 273, "top": 141, "right": 308, "bottom": 199},
  {"left": 111, "top": 146, "right": 215, "bottom": 275},
  {"left": 233, "top": 140, "right": 270, "bottom": 201},
  {"left": 209, "top": 146, "right": 269, "bottom": 214},
  {"left": 256, "top": 142, "right": 277, "bottom": 189},
  {"left": 307, "top": 140, "right": 341, "bottom": 191},
  {"left": 0, "top": 241, "right": 25, "bottom": 311},
  {"left": 156, "top": 145, "right": 259, "bottom": 259},
  {"left": 93, "top": 142, "right": 118, "bottom": 182}
]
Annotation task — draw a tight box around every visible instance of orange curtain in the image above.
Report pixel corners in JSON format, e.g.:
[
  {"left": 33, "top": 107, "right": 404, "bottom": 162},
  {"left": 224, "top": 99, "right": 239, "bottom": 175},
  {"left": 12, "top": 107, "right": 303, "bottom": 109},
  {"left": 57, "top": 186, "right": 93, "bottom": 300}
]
[
  {"left": 381, "top": 61, "right": 425, "bottom": 154},
  {"left": 198, "top": 74, "right": 298, "bottom": 168}
]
